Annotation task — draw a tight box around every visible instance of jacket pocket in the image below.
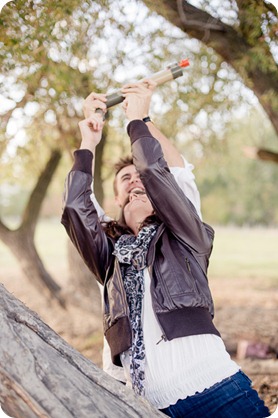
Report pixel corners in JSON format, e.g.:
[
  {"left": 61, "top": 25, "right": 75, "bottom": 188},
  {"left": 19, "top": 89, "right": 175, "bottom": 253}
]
[{"left": 156, "top": 252, "right": 197, "bottom": 297}]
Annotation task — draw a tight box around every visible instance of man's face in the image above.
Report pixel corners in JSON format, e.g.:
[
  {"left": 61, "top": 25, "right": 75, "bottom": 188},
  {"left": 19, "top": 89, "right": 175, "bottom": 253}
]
[{"left": 114, "top": 164, "right": 145, "bottom": 207}]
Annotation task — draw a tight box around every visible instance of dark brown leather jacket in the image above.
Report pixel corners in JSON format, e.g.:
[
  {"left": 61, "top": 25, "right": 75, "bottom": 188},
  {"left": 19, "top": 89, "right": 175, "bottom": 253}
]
[{"left": 61, "top": 120, "right": 220, "bottom": 366}]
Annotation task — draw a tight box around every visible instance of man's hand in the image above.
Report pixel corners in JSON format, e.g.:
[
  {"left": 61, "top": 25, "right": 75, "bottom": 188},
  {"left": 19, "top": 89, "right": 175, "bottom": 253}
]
[
  {"left": 121, "top": 79, "right": 156, "bottom": 121},
  {"left": 78, "top": 113, "right": 105, "bottom": 152},
  {"left": 83, "top": 92, "right": 107, "bottom": 119}
]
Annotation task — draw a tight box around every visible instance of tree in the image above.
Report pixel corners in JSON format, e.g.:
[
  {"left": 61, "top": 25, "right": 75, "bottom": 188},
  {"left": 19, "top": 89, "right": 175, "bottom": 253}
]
[
  {"left": 0, "top": 0, "right": 110, "bottom": 299},
  {"left": 0, "top": 283, "right": 163, "bottom": 418},
  {"left": 195, "top": 109, "right": 278, "bottom": 224},
  {"left": 0, "top": 149, "right": 64, "bottom": 304},
  {"left": 141, "top": 0, "right": 278, "bottom": 163},
  {"left": 1, "top": 0, "right": 276, "bottom": 303}
]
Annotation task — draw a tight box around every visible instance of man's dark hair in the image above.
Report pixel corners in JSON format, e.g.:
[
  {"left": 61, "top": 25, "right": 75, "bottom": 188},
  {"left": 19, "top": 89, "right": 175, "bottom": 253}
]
[
  {"left": 114, "top": 156, "right": 133, "bottom": 176},
  {"left": 113, "top": 156, "right": 133, "bottom": 196}
]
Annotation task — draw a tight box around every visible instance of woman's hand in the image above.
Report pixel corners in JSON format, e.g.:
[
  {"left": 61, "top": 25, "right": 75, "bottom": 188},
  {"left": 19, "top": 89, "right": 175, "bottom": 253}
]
[
  {"left": 78, "top": 113, "right": 105, "bottom": 152},
  {"left": 121, "top": 79, "right": 156, "bottom": 121}
]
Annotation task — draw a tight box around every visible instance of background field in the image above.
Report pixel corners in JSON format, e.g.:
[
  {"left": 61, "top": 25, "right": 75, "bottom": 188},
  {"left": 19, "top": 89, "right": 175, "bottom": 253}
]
[
  {"left": 1, "top": 219, "right": 277, "bottom": 280},
  {"left": 0, "top": 220, "right": 277, "bottom": 413}
]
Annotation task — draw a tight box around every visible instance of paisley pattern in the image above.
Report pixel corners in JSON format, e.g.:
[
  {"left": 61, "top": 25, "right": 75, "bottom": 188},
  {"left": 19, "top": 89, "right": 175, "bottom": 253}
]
[{"left": 113, "top": 224, "right": 158, "bottom": 395}]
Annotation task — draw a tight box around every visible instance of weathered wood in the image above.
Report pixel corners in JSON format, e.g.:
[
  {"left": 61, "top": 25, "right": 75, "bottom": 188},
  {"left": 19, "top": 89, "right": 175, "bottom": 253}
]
[{"left": 0, "top": 284, "right": 163, "bottom": 418}]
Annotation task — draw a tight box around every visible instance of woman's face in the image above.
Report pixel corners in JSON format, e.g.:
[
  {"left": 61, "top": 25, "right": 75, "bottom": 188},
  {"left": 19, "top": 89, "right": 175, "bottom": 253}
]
[{"left": 123, "top": 189, "right": 153, "bottom": 232}]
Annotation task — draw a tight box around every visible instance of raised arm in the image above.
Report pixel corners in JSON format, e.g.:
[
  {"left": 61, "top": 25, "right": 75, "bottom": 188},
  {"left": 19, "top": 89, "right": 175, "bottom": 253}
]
[
  {"left": 121, "top": 86, "right": 212, "bottom": 254},
  {"left": 131, "top": 122, "right": 212, "bottom": 254},
  {"left": 121, "top": 82, "right": 202, "bottom": 217},
  {"left": 61, "top": 113, "right": 113, "bottom": 284},
  {"left": 121, "top": 80, "right": 184, "bottom": 168}
]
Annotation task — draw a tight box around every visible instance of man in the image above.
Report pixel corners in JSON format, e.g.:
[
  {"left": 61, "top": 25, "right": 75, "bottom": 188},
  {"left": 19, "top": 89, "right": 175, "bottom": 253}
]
[
  {"left": 83, "top": 81, "right": 202, "bottom": 218},
  {"left": 82, "top": 81, "right": 202, "bottom": 381}
]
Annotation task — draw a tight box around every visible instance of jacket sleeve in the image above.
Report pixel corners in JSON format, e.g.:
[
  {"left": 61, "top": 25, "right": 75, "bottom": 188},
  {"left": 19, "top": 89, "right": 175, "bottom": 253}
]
[
  {"left": 127, "top": 120, "right": 214, "bottom": 255},
  {"left": 61, "top": 149, "right": 112, "bottom": 284}
]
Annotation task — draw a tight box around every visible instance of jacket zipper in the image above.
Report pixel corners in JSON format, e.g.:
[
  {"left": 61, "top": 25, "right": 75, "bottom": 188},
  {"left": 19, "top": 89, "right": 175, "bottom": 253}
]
[
  {"left": 186, "top": 255, "right": 203, "bottom": 294},
  {"left": 148, "top": 265, "right": 168, "bottom": 345},
  {"left": 185, "top": 257, "right": 191, "bottom": 272},
  {"left": 156, "top": 334, "right": 167, "bottom": 345}
]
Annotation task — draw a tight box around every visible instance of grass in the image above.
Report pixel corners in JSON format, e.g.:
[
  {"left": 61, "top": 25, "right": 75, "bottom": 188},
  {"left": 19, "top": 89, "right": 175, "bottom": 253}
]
[
  {"left": 208, "top": 225, "right": 278, "bottom": 282},
  {"left": 0, "top": 218, "right": 68, "bottom": 279},
  {"left": 0, "top": 219, "right": 277, "bottom": 283}
]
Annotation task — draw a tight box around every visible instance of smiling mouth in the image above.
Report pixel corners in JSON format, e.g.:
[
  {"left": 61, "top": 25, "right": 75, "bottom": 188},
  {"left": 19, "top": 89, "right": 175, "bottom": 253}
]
[{"left": 129, "top": 187, "right": 146, "bottom": 195}]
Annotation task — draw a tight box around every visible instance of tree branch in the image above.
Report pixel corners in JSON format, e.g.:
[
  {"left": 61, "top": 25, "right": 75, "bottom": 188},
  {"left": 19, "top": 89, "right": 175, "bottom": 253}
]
[
  {"left": 142, "top": 0, "right": 278, "bottom": 136},
  {"left": 243, "top": 146, "right": 278, "bottom": 164},
  {"left": 257, "top": 148, "right": 278, "bottom": 164},
  {"left": 176, "top": 0, "right": 227, "bottom": 32}
]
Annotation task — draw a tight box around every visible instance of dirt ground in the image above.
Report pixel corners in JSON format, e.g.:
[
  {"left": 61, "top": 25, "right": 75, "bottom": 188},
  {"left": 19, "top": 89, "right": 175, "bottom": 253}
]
[{"left": 1, "top": 269, "right": 277, "bottom": 415}]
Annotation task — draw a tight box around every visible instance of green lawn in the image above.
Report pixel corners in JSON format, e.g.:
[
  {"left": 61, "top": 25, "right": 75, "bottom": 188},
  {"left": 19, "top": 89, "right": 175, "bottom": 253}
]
[
  {"left": 208, "top": 226, "right": 278, "bottom": 281},
  {"left": 0, "top": 220, "right": 277, "bottom": 282},
  {"left": 0, "top": 218, "right": 68, "bottom": 277}
]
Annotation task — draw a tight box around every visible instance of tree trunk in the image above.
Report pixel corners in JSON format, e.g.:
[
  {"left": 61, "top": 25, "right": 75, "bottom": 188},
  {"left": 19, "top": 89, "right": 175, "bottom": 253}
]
[
  {"left": 94, "top": 116, "right": 108, "bottom": 205},
  {"left": 0, "top": 284, "right": 163, "bottom": 418},
  {"left": 66, "top": 239, "right": 102, "bottom": 314},
  {"left": 0, "top": 149, "right": 64, "bottom": 305},
  {"left": 0, "top": 227, "right": 64, "bottom": 305}
]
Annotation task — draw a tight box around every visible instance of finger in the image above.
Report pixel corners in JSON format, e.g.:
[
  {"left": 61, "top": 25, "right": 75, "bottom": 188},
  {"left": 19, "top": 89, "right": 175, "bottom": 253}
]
[
  {"left": 142, "top": 78, "right": 157, "bottom": 89},
  {"left": 122, "top": 98, "right": 128, "bottom": 111},
  {"left": 85, "top": 92, "right": 107, "bottom": 101},
  {"left": 88, "top": 120, "right": 103, "bottom": 132},
  {"left": 90, "top": 113, "right": 104, "bottom": 124},
  {"left": 79, "top": 118, "right": 96, "bottom": 131},
  {"left": 122, "top": 82, "right": 139, "bottom": 88},
  {"left": 83, "top": 100, "right": 107, "bottom": 116},
  {"left": 121, "top": 86, "right": 143, "bottom": 94},
  {"left": 85, "top": 100, "right": 107, "bottom": 110},
  {"left": 83, "top": 93, "right": 107, "bottom": 113},
  {"left": 121, "top": 82, "right": 146, "bottom": 91},
  {"left": 85, "top": 113, "right": 104, "bottom": 128}
]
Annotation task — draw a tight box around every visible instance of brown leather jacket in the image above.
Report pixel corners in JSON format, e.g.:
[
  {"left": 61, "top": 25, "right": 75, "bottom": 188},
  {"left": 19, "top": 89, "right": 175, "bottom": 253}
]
[{"left": 61, "top": 120, "right": 220, "bottom": 366}]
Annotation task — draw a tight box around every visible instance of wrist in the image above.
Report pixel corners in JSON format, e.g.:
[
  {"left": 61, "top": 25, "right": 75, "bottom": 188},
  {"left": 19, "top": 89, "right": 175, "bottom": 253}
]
[
  {"left": 142, "top": 116, "right": 152, "bottom": 123},
  {"left": 80, "top": 138, "right": 97, "bottom": 153}
]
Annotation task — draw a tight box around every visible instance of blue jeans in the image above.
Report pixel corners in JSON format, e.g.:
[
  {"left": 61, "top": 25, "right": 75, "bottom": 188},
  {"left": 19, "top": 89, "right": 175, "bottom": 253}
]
[{"left": 160, "top": 371, "right": 270, "bottom": 418}]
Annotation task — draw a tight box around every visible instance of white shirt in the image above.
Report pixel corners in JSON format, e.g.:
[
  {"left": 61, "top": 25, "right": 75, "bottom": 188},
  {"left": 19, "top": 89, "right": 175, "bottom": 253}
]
[{"left": 121, "top": 269, "right": 239, "bottom": 409}]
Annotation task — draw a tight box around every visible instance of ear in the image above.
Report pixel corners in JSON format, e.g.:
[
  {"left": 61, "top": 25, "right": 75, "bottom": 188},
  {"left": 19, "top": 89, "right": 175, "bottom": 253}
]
[{"left": 114, "top": 195, "right": 123, "bottom": 208}]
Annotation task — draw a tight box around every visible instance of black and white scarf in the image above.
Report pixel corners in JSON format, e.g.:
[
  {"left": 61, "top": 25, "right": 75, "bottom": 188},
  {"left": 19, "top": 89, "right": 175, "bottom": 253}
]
[{"left": 113, "top": 224, "right": 158, "bottom": 395}]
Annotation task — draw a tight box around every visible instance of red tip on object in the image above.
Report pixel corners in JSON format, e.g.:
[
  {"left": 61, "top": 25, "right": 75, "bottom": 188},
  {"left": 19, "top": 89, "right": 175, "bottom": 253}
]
[{"left": 178, "top": 59, "right": 190, "bottom": 68}]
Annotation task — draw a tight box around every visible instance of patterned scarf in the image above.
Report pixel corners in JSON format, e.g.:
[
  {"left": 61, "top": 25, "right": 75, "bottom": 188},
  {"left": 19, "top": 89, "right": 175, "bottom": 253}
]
[{"left": 113, "top": 224, "right": 158, "bottom": 395}]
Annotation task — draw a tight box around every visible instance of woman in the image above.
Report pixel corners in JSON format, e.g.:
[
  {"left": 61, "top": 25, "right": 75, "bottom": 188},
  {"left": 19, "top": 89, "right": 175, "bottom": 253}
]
[{"left": 62, "top": 83, "right": 270, "bottom": 417}]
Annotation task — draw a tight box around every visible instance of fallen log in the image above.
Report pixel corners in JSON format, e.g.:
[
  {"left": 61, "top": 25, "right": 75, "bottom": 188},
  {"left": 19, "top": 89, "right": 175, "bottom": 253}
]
[{"left": 0, "top": 284, "right": 163, "bottom": 418}]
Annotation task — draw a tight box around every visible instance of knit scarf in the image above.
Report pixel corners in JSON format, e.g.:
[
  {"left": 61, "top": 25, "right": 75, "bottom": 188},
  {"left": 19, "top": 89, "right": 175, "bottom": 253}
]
[{"left": 113, "top": 224, "right": 158, "bottom": 395}]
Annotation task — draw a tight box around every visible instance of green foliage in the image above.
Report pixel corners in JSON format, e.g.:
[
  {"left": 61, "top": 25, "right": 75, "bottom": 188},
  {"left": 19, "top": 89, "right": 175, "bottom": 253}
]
[
  {"left": 0, "top": 0, "right": 277, "bottom": 225},
  {"left": 195, "top": 109, "right": 278, "bottom": 225}
]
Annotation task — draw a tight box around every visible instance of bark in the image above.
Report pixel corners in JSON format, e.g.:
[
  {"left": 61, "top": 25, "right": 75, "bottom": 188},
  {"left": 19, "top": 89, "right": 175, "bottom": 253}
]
[
  {"left": 94, "top": 117, "right": 108, "bottom": 205},
  {"left": 256, "top": 148, "right": 278, "bottom": 164},
  {"left": 142, "top": 0, "right": 278, "bottom": 156},
  {"left": 0, "top": 149, "right": 64, "bottom": 305},
  {"left": 0, "top": 284, "right": 163, "bottom": 418}
]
